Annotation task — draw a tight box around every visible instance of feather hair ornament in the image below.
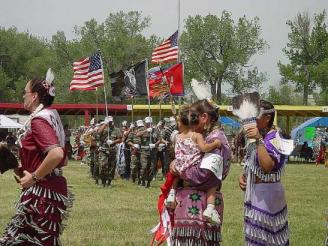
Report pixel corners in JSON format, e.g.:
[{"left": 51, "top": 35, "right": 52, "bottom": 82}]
[
  {"left": 191, "top": 79, "right": 220, "bottom": 111},
  {"left": 46, "top": 68, "right": 55, "bottom": 84},
  {"left": 43, "top": 68, "right": 56, "bottom": 96},
  {"left": 190, "top": 79, "right": 212, "bottom": 100}
]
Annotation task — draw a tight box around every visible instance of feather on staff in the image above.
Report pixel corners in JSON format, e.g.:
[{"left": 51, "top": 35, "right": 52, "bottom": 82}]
[{"left": 232, "top": 92, "right": 261, "bottom": 142}]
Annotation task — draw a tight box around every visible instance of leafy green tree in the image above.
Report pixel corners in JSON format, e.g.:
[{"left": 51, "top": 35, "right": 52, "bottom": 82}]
[
  {"left": 180, "top": 11, "right": 267, "bottom": 103},
  {"left": 0, "top": 68, "right": 16, "bottom": 102},
  {"left": 0, "top": 27, "right": 54, "bottom": 102},
  {"left": 265, "top": 84, "right": 303, "bottom": 105},
  {"left": 51, "top": 11, "right": 159, "bottom": 103},
  {"left": 279, "top": 11, "right": 328, "bottom": 105},
  {"left": 73, "top": 11, "right": 159, "bottom": 72}
]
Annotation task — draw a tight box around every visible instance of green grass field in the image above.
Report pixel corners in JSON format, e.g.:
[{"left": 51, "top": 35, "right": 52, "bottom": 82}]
[{"left": 0, "top": 162, "right": 327, "bottom": 245}]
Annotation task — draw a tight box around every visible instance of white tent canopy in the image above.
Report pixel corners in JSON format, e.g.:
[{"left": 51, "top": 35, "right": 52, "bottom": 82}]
[{"left": 0, "top": 115, "right": 23, "bottom": 129}]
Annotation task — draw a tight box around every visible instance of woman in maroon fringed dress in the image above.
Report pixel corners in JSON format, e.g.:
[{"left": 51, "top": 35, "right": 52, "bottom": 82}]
[{"left": 0, "top": 70, "right": 73, "bottom": 246}]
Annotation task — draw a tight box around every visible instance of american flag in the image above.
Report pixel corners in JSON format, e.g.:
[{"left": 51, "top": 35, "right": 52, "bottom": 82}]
[
  {"left": 70, "top": 53, "right": 104, "bottom": 91},
  {"left": 151, "top": 31, "right": 179, "bottom": 64}
]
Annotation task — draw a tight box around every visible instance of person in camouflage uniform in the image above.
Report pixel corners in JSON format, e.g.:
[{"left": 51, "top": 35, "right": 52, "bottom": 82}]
[
  {"left": 88, "top": 123, "right": 99, "bottom": 180},
  {"left": 161, "top": 116, "right": 177, "bottom": 168},
  {"left": 97, "top": 116, "right": 122, "bottom": 187},
  {"left": 136, "top": 117, "right": 160, "bottom": 188},
  {"left": 121, "top": 121, "right": 132, "bottom": 180},
  {"left": 155, "top": 120, "right": 169, "bottom": 179},
  {"left": 127, "top": 121, "right": 142, "bottom": 184},
  {"left": 93, "top": 125, "right": 101, "bottom": 184}
]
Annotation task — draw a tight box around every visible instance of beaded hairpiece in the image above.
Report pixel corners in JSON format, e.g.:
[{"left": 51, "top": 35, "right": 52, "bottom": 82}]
[
  {"left": 206, "top": 98, "right": 220, "bottom": 110},
  {"left": 42, "top": 68, "right": 55, "bottom": 96},
  {"left": 260, "top": 108, "right": 276, "bottom": 114}
]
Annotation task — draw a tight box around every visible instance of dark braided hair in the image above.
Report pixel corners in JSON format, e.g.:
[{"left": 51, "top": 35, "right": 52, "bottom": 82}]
[{"left": 29, "top": 79, "right": 54, "bottom": 107}]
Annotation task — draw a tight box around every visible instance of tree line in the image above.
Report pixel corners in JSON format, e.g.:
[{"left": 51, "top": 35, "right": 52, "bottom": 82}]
[{"left": 0, "top": 10, "right": 327, "bottom": 105}]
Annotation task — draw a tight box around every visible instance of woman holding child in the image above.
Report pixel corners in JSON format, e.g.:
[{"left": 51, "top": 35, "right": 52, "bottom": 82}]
[{"left": 153, "top": 99, "right": 231, "bottom": 245}]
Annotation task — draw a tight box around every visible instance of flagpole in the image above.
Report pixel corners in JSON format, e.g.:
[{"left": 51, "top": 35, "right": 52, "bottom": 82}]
[
  {"left": 159, "top": 97, "right": 162, "bottom": 121},
  {"left": 99, "top": 55, "right": 109, "bottom": 118},
  {"left": 177, "top": 0, "right": 182, "bottom": 114},
  {"left": 146, "top": 59, "right": 151, "bottom": 118},
  {"left": 177, "top": 0, "right": 181, "bottom": 63},
  {"left": 131, "top": 96, "right": 134, "bottom": 123},
  {"left": 145, "top": 58, "right": 153, "bottom": 145},
  {"left": 95, "top": 87, "right": 99, "bottom": 121}
]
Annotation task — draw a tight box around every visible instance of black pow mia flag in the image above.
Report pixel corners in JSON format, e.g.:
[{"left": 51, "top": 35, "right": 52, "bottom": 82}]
[{"left": 110, "top": 60, "right": 147, "bottom": 98}]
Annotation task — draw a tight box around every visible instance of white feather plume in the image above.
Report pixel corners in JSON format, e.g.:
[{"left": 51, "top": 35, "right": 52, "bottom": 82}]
[
  {"left": 191, "top": 79, "right": 212, "bottom": 100},
  {"left": 46, "top": 68, "right": 55, "bottom": 85}
]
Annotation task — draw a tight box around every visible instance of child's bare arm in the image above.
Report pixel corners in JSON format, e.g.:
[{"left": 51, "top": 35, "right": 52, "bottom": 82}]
[{"left": 195, "top": 133, "right": 220, "bottom": 152}]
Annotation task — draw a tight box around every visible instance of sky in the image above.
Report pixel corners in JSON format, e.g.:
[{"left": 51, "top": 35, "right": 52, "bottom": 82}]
[{"left": 1, "top": 0, "right": 327, "bottom": 93}]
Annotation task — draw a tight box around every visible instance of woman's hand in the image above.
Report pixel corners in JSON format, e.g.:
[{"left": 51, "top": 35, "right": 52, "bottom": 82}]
[
  {"left": 245, "top": 126, "right": 261, "bottom": 140},
  {"left": 20, "top": 170, "right": 35, "bottom": 189},
  {"left": 214, "top": 139, "right": 221, "bottom": 148},
  {"left": 238, "top": 173, "right": 247, "bottom": 191},
  {"left": 169, "top": 160, "right": 178, "bottom": 175}
]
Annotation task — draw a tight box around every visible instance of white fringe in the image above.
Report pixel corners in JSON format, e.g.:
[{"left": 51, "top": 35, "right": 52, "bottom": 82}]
[
  {"left": 245, "top": 223, "right": 289, "bottom": 246},
  {"left": 244, "top": 205, "right": 288, "bottom": 229},
  {"left": 0, "top": 184, "right": 74, "bottom": 246}
]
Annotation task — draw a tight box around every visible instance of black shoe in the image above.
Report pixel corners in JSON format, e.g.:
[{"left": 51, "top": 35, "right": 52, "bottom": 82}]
[
  {"left": 132, "top": 177, "right": 136, "bottom": 183},
  {"left": 142, "top": 180, "right": 146, "bottom": 186},
  {"left": 146, "top": 181, "right": 151, "bottom": 188},
  {"left": 95, "top": 179, "right": 98, "bottom": 185},
  {"left": 107, "top": 180, "right": 112, "bottom": 187}
]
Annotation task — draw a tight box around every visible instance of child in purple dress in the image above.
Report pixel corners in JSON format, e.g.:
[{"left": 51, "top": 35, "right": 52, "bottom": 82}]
[{"left": 166, "top": 107, "right": 221, "bottom": 224}]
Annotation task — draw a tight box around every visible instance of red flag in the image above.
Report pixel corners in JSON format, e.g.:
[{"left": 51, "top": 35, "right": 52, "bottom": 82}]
[
  {"left": 70, "top": 53, "right": 104, "bottom": 91},
  {"left": 151, "top": 172, "right": 176, "bottom": 245},
  {"left": 148, "top": 66, "right": 169, "bottom": 98},
  {"left": 164, "top": 63, "right": 184, "bottom": 96},
  {"left": 148, "top": 63, "right": 184, "bottom": 97},
  {"left": 151, "top": 31, "right": 178, "bottom": 64}
]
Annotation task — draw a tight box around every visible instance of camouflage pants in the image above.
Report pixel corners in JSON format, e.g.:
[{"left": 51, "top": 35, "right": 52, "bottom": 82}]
[
  {"left": 130, "top": 151, "right": 140, "bottom": 182},
  {"left": 140, "top": 148, "right": 156, "bottom": 182},
  {"left": 89, "top": 149, "right": 97, "bottom": 177},
  {"left": 124, "top": 147, "right": 131, "bottom": 179},
  {"left": 93, "top": 151, "right": 100, "bottom": 182},
  {"left": 157, "top": 149, "right": 169, "bottom": 176},
  {"left": 98, "top": 148, "right": 116, "bottom": 185}
]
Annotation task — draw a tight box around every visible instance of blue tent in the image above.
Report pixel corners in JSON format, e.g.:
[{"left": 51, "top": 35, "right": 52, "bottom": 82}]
[
  {"left": 291, "top": 117, "right": 328, "bottom": 141},
  {"left": 220, "top": 116, "right": 240, "bottom": 128}
]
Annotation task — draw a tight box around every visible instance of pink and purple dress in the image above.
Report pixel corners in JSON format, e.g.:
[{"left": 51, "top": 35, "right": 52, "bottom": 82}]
[
  {"left": 243, "top": 130, "right": 289, "bottom": 245},
  {"left": 174, "top": 135, "right": 203, "bottom": 178}
]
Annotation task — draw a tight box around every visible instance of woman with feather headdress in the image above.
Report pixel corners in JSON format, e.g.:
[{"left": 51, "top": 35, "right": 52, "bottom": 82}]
[
  {"left": 238, "top": 100, "right": 290, "bottom": 245},
  {"left": 0, "top": 69, "right": 73, "bottom": 246}
]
